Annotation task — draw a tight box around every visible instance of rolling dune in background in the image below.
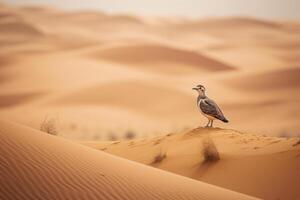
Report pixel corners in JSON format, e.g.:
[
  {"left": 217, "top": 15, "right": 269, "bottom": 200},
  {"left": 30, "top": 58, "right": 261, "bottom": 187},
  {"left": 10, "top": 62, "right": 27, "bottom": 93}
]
[
  {"left": 226, "top": 67, "right": 300, "bottom": 91},
  {"left": 89, "top": 44, "right": 235, "bottom": 73},
  {"left": 0, "top": 92, "right": 44, "bottom": 107},
  {"left": 52, "top": 80, "right": 194, "bottom": 118},
  {"left": 0, "top": 3, "right": 299, "bottom": 139}
]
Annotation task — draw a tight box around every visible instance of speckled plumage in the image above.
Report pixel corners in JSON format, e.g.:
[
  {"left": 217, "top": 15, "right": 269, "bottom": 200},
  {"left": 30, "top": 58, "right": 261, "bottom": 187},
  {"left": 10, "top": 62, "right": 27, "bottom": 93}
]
[{"left": 197, "top": 96, "right": 228, "bottom": 122}]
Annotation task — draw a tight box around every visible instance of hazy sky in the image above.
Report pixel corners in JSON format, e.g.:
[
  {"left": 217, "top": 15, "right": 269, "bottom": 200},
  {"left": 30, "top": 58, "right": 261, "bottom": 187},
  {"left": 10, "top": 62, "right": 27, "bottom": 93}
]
[{"left": 3, "top": 0, "right": 300, "bottom": 19}]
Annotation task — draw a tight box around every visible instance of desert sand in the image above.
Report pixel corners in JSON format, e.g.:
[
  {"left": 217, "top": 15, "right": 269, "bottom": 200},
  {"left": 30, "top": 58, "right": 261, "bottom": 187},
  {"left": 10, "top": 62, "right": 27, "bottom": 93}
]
[
  {"left": 82, "top": 127, "right": 300, "bottom": 200},
  {"left": 0, "top": 3, "right": 300, "bottom": 200},
  {"left": 0, "top": 3, "right": 299, "bottom": 139},
  {"left": 0, "top": 120, "right": 259, "bottom": 200}
]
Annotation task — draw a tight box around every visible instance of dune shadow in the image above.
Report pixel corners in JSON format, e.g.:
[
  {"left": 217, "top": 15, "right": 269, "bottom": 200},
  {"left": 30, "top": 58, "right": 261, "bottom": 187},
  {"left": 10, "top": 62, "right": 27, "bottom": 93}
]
[{"left": 0, "top": 92, "right": 45, "bottom": 108}]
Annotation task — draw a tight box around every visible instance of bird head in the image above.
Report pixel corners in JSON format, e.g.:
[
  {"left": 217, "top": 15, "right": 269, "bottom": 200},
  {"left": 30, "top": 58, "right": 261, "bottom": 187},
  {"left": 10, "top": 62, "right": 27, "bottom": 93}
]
[{"left": 192, "top": 84, "right": 206, "bottom": 95}]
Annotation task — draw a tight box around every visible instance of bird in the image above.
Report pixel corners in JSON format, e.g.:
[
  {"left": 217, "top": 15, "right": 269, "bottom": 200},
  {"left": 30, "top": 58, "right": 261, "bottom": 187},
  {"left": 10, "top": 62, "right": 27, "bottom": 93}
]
[{"left": 192, "top": 84, "right": 228, "bottom": 127}]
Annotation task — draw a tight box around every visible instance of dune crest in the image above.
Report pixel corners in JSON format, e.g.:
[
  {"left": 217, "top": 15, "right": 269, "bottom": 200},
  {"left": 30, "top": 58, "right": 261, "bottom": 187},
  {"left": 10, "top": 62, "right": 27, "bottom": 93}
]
[
  {"left": 226, "top": 67, "right": 300, "bottom": 91},
  {"left": 90, "top": 44, "right": 235, "bottom": 73},
  {"left": 0, "top": 92, "right": 44, "bottom": 107},
  {"left": 83, "top": 127, "right": 300, "bottom": 200},
  {"left": 0, "top": 18, "right": 42, "bottom": 37}
]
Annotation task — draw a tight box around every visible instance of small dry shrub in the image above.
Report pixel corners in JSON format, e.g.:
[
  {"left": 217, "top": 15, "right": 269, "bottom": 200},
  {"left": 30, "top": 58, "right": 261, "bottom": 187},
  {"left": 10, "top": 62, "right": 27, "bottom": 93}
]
[
  {"left": 153, "top": 139, "right": 162, "bottom": 145},
  {"left": 202, "top": 136, "right": 220, "bottom": 163},
  {"left": 112, "top": 141, "right": 120, "bottom": 145},
  {"left": 40, "top": 117, "right": 58, "bottom": 135},
  {"left": 152, "top": 150, "right": 167, "bottom": 164},
  {"left": 293, "top": 139, "right": 300, "bottom": 147},
  {"left": 124, "top": 130, "right": 136, "bottom": 140},
  {"left": 278, "top": 131, "right": 290, "bottom": 138},
  {"left": 278, "top": 130, "right": 300, "bottom": 138},
  {"left": 107, "top": 132, "right": 118, "bottom": 141}
]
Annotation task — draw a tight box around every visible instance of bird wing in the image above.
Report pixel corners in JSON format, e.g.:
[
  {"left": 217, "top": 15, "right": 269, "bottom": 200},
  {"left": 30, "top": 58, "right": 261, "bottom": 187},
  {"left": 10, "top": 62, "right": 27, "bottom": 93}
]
[{"left": 200, "top": 98, "right": 226, "bottom": 120}]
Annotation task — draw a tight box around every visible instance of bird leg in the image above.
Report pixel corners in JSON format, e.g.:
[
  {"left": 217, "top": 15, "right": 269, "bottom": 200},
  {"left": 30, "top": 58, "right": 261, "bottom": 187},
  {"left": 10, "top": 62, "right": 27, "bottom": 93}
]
[
  {"left": 205, "top": 120, "right": 210, "bottom": 128},
  {"left": 210, "top": 120, "right": 214, "bottom": 128}
]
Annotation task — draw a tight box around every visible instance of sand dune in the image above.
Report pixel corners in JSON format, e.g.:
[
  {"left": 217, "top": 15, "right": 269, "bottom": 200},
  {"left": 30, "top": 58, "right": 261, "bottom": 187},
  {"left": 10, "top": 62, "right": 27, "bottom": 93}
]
[
  {"left": 206, "top": 17, "right": 281, "bottom": 29},
  {"left": 83, "top": 127, "right": 300, "bottom": 200},
  {"left": 0, "top": 9, "right": 19, "bottom": 19},
  {"left": 227, "top": 67, "right": 300, "bottom": 91},
  {"left": 0, "top": 120, "right": 259, "bottom": 200},
  {"left": 90, "top": 44, "right": 235, "bottom": 73},
  {"left": 51, "top": 11, "right": 142, "bottom": 26},
  {"left": 50, "top": 11, "right": 107, "bottom": 24},
  {"left": 0, "top": 3, "right": 299, "bottom": 137},
  {"left": 0, "top": 92, "right": 44, "bottom": 107},
  {"left": 0, "top": 4, "right": 299, "bottom": 200},
  {"left": 52, "top": 80, "right": 194, "bottom": 118},
  {"left": 166, "top": 17, "right": 281, "bottom": 34},
  {"left": 0, "top": 18, "right": 42, "bottom": 37}
]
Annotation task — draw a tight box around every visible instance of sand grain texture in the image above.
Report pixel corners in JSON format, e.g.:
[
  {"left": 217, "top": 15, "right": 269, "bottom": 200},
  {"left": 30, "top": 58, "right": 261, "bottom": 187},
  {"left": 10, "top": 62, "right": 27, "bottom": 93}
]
[
  {"left": 0, "top": 120, "right": 259, "bottom": 200},
  {"left": 83, "top": 128, "right": 300, "bottom": 200}
]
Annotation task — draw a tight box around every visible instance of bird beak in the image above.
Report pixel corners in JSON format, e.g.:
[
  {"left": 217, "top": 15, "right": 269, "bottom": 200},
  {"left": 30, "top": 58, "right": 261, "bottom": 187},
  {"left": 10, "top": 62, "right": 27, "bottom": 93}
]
[{"left": 192, "top": 87, "right": 198, "bottom": 90}]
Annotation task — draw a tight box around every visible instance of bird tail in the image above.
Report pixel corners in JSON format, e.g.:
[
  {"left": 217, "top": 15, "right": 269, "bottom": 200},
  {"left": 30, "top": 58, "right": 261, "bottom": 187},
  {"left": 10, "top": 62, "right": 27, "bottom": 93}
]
[{"left": 221, "top": 118, "right": 229, "bottom": 123}]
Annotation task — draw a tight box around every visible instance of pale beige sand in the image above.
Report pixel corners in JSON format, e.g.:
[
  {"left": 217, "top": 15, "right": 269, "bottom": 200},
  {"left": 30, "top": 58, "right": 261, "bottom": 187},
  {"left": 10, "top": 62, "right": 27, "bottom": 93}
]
[
  {"left": 83, "top": 128, "right": 300, "bottom": 200},
  {"left": 0, "top": 92, "right": 44, "bottom": 107},
  {"left": 0, "top": 120, "right": 259, "bottom": 200},
  {"left": 226, "top": 67, "right": 300, "bottom": 91},
  {"left": 0, "top": 3, "right": 299, "bottom": 200},
  {"left": 89, "top": 44, "right": 235, "bottom": 73}
]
